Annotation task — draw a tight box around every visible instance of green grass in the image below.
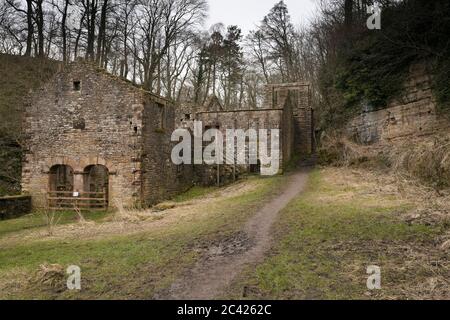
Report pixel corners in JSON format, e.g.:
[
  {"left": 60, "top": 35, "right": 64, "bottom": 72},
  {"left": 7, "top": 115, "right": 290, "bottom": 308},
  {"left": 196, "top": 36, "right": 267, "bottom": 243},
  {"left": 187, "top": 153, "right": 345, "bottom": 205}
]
[
  {"left": 0, "top": 231, "right": 192, "bottom": 299},
  {"left": 0, "top": 210, "right": 110, "bottom": 239},
  {"left": 172, "top": 185, "right": 219, "bottom": 203},
  {"left": 226, "top": 169, "right": 446, "bottom": 300},
  {"left": 0, "top": 175, "right": 285, "bottom": 299}
]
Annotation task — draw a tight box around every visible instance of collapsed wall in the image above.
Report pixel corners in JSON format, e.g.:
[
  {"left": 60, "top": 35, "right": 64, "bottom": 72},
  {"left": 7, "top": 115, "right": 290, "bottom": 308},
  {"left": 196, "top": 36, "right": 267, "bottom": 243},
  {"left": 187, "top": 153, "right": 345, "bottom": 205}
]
[
  {"left": 195, "top": 108, "right": 288, "bottom": 185},
  {"left": 191, "top": 82, "right": 314, "bottom": 185}
]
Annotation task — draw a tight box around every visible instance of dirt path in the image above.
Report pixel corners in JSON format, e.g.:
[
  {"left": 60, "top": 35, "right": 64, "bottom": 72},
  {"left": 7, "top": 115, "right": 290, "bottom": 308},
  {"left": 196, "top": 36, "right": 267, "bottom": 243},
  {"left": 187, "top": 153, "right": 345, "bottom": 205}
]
[{"left": 158, "top": 169, "right": 310, "bottom": 300}]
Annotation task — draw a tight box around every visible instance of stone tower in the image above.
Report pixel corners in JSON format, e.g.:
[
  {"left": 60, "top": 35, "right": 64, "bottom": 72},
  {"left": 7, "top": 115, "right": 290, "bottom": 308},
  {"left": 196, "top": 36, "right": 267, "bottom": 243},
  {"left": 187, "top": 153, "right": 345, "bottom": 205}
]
[{"left": 265, "top": 82, "right": 314, "bottom": 156}]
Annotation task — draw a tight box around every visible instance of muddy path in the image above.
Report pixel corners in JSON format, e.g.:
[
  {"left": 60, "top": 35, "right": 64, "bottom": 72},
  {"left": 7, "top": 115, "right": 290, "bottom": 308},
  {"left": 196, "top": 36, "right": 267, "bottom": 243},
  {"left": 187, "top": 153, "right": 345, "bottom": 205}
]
[{"left": 157, "top": 169, "right": 310, "bottom": 300}]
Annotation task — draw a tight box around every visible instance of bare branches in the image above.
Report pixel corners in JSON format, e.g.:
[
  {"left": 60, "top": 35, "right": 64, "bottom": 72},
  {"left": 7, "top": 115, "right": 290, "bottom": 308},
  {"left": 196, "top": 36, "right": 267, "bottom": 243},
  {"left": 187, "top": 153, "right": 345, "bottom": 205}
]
[{"left": 133, "top": 0, "right": 207, "bottom": 91}]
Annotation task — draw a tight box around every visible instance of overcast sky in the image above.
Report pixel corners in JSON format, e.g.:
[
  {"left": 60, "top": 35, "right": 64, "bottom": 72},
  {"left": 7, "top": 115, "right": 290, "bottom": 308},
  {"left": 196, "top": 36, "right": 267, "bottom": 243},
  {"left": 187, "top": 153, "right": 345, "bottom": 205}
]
[{"left": 205, "top": 0, "right": 318, "bottom": 35}]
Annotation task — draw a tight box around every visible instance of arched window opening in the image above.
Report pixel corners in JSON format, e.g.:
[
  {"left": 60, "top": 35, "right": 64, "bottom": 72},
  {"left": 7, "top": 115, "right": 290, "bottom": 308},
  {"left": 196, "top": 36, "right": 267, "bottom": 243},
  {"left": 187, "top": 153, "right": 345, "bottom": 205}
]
[
  {"left": 83, "top": 165, "right": 109, "bottom": 207},
  {"left": 49, "top": 165, "right": 74, "bottom": 192},
  {"left": 48, "top": 165, "right": 74, "bottom": 210}
]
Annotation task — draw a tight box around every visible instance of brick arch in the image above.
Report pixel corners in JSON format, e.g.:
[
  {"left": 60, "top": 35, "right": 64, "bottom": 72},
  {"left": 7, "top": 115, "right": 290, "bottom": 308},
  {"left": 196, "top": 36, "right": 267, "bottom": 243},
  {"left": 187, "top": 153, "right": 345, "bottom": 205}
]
[
  {"left": 78, "top": 156, "right": 117, "bottom": 173},
  {"left": 83, "top": 164, "right": 110, "bottom": 207},
  {"left": 42, "top": 156, "right": 117, "bottom": 173},
  {"left": 48, "top": 164, "right": 74, "bottom": 192},
  {"left": 42, "top": 157, "right": 78, "bottom": 173}
]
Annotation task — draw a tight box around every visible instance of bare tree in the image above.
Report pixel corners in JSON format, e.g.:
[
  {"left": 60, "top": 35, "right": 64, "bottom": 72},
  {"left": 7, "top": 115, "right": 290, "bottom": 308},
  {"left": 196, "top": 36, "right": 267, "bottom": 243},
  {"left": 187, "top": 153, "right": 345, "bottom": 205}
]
[
  {"left": 95, "top": 0, "right": 108, "bottom": 65},
  {"left": 0, "top": 1, "right": 26, "bottom": 54},
  {"left": 246, "top": 30, "right": 271, "bottom": 83},
  {"left": 80, "top": 0, "right": 99, "bottom": 60},
  {"left": 116, "top": 0, "right": 137, "bottom": 79},
  {"left": 5, "top": 0, "right": 34, "bottom": 56},
  {"left": 51, "top": 0, "right": 71, "bottom": 62},
  {"left": 161, "top": 31, "right": 196, "bottom": 100},
  {"left": 134, "top": 0, "right": 207, "bottom": 92},
  {"left": 73, "top": 6, "right": 86, "bottom": 60},
  {"left": 344, "top": 0, "right": 353, "bottom": 26},
  {"left": 260, "top": 0, "right": 296, "bottom": 82}
]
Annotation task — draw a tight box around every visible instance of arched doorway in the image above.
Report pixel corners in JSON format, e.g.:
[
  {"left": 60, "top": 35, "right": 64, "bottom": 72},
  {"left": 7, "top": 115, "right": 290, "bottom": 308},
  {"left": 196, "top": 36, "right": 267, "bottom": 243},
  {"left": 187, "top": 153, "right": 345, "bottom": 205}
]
[
  {"left": 83, "top": 165, "right": 109, "bottom": 207},
  {"left": 48, "top": 165, "right": 74, "bottom": 209},
  {"left": 249, "top": 159, "right": 261, "bottom": 174},
  {"left": 49, "top": 164, "right": 74, "bottom": 192}
]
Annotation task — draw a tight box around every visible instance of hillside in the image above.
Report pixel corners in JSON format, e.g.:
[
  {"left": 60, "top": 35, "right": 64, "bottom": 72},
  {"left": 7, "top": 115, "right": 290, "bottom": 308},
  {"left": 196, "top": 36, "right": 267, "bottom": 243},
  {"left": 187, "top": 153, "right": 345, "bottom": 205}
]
[
  {"left": 0, "top": 54, "right": 59, "bottom": 195},
  {"left": 316, "top": 0, "right": 450, "bottom": 132}
]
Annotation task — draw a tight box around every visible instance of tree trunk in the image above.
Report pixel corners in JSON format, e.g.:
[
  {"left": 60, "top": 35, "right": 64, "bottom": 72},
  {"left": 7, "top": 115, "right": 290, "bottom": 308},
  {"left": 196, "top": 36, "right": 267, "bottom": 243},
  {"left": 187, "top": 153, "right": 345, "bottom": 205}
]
[
  {"left": 61, "top": 0, "right": 70, "bottom": 62},
  {"left": 25, "top": 0, "right": 34, "bottom": 56},
  {"left": 74, "top": 12, "right": 86, "bottom": 60},
  {"left": 36, "top": 0, "right": 44, "bottom": 57},
  {"left": 96, "top": 0, "right": 108, "bottom": 65},
  {"left": 86, "top": 0, "right": 98, "bottom": 61},
  {"left": 344, "top": 0, "right": 353, "bottom": 27}
]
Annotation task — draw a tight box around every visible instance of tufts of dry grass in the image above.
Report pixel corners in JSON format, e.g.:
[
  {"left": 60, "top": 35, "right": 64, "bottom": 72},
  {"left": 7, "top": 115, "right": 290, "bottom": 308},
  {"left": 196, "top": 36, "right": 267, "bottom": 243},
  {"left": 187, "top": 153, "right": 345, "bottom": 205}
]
[
  {"left": 0, "top": 174, "right": 285, "bottom": 299},
  {"left": 33, "top": 263, "right": 65, "bottom": 291},
  {"left": 317, "top": 132, "right": 382, "bottom": 166},
  {"left": 226, "top": 167, "right": 449, "bottom": 300},
  {"left": 318, "top": 131, "right": 450, "bottom": 191},
  {"left": 388, "top": 134, "right": 450, "bottom": 189},
  {"left": 113, "top": 200, "right": 145, "bottom": 223}
]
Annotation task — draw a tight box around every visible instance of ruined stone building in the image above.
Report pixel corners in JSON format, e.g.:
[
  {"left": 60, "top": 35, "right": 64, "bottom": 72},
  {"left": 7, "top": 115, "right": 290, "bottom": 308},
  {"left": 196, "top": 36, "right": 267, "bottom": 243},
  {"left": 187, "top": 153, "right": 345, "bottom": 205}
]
[
  {"left": 22, "top": 61, "right": 193, "bottom": 209},
  {"left": 22, "top": 61, "right": 313, "bottom": 209},
  {"left": 180, "top": 82, "right": 314, "bottom": 184}
]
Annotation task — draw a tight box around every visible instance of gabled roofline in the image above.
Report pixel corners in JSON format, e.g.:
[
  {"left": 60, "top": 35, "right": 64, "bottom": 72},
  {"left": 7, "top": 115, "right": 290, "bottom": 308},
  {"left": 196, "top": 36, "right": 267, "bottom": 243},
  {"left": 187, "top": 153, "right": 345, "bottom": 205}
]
[{"left": 65, "top": 59, "right": 174, "bottom": 105}]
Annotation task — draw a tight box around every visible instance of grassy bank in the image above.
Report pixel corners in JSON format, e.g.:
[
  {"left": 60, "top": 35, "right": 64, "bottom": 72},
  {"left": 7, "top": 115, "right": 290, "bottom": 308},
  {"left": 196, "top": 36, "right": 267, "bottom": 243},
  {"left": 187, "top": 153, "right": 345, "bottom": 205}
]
[
  {"left": 0, "top": 210, "right": 110, "bottom": 239},
  {"left": 0, "top": 175, "right": 285, "bottom": 299},
  {"left": 227, "top": 168, "right": 449, "bottom": 300}
]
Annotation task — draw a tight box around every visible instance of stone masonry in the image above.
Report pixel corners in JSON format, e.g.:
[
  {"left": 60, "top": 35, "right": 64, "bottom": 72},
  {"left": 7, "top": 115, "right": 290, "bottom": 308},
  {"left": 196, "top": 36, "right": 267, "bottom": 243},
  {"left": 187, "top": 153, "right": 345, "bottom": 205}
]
[
  {"left": 192, "top": 82, "right": 314, "bottom": 184},
  {"left": 347, "top": 64, "right": 450, "bottom": 144},
  {"left": 265, "top": 82, "right": 314, "bottom": 155},
  {"left": 22, "top": 60, "right": 313, "bottom": 208},
  {"left": 22, "top": 61, "right": 193, "bottom": 208}
]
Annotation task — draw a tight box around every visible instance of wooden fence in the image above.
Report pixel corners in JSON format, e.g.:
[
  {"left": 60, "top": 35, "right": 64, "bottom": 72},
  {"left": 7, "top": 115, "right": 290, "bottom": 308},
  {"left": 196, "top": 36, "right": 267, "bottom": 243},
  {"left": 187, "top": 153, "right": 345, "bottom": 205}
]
[{"left": 47, "top": 190, "right": 108, "bottom": 211}]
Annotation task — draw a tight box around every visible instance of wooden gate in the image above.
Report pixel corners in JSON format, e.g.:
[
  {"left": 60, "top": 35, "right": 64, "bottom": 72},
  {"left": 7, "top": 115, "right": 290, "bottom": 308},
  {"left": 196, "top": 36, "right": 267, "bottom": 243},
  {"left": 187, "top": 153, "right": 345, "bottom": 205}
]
[{"left": 47, "top": 190, "right": 108, "bottom": 211}]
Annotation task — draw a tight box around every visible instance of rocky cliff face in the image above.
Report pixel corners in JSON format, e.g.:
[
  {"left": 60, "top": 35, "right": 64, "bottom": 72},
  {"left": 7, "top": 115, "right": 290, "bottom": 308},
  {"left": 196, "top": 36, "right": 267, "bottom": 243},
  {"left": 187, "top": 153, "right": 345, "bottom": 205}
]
[{"left": 347, "top": 63, "right": 449, "bottom": 144}]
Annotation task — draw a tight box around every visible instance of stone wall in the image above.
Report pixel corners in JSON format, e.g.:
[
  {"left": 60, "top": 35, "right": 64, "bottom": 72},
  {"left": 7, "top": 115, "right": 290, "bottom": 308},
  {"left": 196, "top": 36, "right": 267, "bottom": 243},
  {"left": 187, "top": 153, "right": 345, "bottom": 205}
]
[
  {"left": 22, "top": 61, "right": 192, "bottom": 209},
  {"left": 22, "top": 62, "right": 146, "bottom": 208},
  {"left": 195, "top": 108, "right": 288, "bottom": 184},
  {"left": 141, "top": 97, "right": 194, "bottom": 206},
  {"left": 265, "top": 83, "right": 314, "bottom": 155},
  {"left": 347, "top": 64, "right": 450, "bottom": 144},
  {"left": 190, "top": 82, "right": 313, "bottom": 185},
  {"left": 0, "top": 195, "right": 31, "bottom": 220},
  {"left": 175, "top": 101, "right": 197, "bottom": 129},
  {"left": 22, "top": 61, "right": 313, "bottom": 207}
]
